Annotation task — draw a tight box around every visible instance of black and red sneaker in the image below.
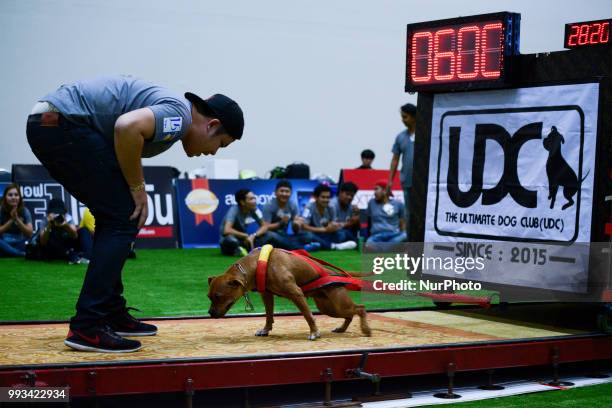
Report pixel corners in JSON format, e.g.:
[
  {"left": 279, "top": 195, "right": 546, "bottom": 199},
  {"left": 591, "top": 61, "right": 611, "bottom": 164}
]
[
  {"left": 106, "top": 307, "right": 157, "bottom": 337},
  {"left": 64, "top": 325, "right": 142, "bottom": 353}
]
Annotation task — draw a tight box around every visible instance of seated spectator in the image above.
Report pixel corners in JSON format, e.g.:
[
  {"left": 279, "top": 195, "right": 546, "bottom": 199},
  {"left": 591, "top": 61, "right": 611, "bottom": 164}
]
[
  {"left": 220, "top": 189, "right": 286, "bottom": 256},
  {"left": 262, "top": 180, "right": 309, "bottom": 250},
  {"left": 366, "top": 180, "right": 407, "bottom": 244},
  {"left": 0, "top": 183, "right": 33, "bottom": 257},
  {"left": 330, "top": 182, "right": 360, "bottom": 245},
  {"left": 38, "top": 198, "right": 86, "bottom": 264},
  {"left": 294, "top": 184, "right": 357, "bottom": 251},
  {"left": 78, "top": 207, "right": 136, "bottom": 260},
  {"left": 357, "top": 149, "right": 375, "bottom": 169},
  {"left": 78, "top": 207, "right": 95, "bottom": 261}
]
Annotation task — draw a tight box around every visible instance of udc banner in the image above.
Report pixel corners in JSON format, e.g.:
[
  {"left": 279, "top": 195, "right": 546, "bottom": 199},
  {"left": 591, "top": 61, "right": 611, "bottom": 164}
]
[
  {"left": 176, "top": 179, "right": 321, "bottom": 248},
  {"left": 424, "top": 83, "right": 599, "bottom": 293}
]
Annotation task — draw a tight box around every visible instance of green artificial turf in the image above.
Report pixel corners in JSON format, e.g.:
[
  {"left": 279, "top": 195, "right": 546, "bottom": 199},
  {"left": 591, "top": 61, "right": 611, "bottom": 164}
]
[
  {"left": 0, "top": 248, "right": 430, "bottom": 321},
  {"left": 424, "top": 382, "right": 612, "bottom": 408}
]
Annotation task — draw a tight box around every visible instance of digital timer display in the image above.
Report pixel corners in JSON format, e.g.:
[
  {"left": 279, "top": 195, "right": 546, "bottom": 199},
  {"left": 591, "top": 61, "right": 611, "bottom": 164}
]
[
  {"left": 564, "top": 19, "right": 610, "bottom": 48},
  {"left": 406, "top": 12, "right": 521, "bottom": 92}
]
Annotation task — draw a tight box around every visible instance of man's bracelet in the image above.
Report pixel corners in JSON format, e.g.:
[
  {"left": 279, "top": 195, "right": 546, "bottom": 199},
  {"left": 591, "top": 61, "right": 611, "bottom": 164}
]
[{"left": 130, "top": 181, "right": 146, "bottom": 193}]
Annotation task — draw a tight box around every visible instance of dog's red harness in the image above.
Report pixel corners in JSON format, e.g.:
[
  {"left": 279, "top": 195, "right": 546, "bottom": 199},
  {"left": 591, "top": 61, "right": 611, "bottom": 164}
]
[{"left": 254, "top": 247, "right": 366, "bottom": 294}]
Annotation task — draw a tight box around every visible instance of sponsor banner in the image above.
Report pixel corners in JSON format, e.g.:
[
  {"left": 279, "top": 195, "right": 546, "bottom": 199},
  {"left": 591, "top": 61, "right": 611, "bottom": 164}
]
[
  {"left": 424, "top": 83, "right": 600, "bottom": 292},
  {"left": 176, "top": 179, "right": 320, "bottom": 248},
  {"left": 13, "top": 165, "right": 178, "bottom": 249}
]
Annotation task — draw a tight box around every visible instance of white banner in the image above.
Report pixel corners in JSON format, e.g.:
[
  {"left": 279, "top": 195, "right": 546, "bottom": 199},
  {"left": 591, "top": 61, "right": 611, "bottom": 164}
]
[{"left": 424, "top": 83, "right": 599, "bottom": 293}]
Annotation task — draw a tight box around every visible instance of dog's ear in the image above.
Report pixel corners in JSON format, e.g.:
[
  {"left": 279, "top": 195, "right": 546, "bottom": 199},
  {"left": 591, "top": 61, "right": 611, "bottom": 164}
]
[
  {"left": 208, "top": 276, "right": 216, "bottom": 286},
  {"left": 560, "top": 134, "right": 565, "bottom": 144},
  {"left": 229, "top": 279, "right": 245, "bottom": 288}
]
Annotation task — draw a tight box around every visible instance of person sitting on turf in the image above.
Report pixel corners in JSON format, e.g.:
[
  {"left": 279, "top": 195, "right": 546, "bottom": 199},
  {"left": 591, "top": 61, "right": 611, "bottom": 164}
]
[
  {"left": 262, "top": 179, "right": 311, "bottom": 250},
  {"left": 37, "top": 198, "right": 88, "bottom": 264},
  {"left": 365, "top": 180, "right": 407, "bottom": 245},
  {"left": 79, "top": 207, "right": 136, "bottom": 260},
  {"left": 330, "top": 182, "right": 360, "bottom": 246},
  {"left": 220, "top": 189, "right": 287, "bottom": 256},
  {"left": 357, "top": 149, "right": 375, "bottom": 169},
  {"left": 0, "top": 183, "right": 33, "bottom": 257},
  {"left": 294, "top": 184, "right": 357, "bottom": 251}
]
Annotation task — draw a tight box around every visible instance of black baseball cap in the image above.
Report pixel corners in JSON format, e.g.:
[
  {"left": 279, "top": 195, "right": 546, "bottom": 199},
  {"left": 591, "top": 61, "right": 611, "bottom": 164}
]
[{"left": 184, "top": 92, "right": 244, "bottom": 140}]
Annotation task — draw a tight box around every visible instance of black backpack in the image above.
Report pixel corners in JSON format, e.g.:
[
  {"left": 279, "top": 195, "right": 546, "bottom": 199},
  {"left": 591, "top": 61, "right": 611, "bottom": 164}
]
[{"left": 285, "top": 162, "right": 310, "bottom": 179}]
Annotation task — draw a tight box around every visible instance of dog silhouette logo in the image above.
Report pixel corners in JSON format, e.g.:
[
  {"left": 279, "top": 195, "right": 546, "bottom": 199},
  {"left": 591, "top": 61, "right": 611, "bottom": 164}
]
[{"left": 542, "top": 126, "right": 588, "bottom": 210}]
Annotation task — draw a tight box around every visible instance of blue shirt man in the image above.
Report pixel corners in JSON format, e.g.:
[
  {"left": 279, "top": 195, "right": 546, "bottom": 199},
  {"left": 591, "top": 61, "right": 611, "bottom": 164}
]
[
  {"left": 387, "top": 103, "right": 416, "bottom": 240},
  {"left": 26, "top": 75, "right": 244, "bottom": 353}
]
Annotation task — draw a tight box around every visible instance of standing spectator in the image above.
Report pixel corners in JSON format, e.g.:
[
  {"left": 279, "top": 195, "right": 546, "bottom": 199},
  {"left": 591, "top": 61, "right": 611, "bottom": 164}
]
[
  {"left": 294, "top": 184, "right": 357, "bottom": 251},
  {"left": 0, "top": 183, "right": 33, "bottom": 257},
  {"left": 387, "top": 103, "right": 416, "bottom": 239},
  {"left": 357, "top": 149, "right": 376, "bottom": 169},
  {"left": 366, "top": 180, "right": 406, "bottom": 244},
  {"left": 220, "top": 189, "right": 286, "bottom": 256},
  {"left": 38, "top": 198, "right": 85, "bottom": 264},
  {"left": 330, "top": 182, "right": 360, "bottom": 245}
]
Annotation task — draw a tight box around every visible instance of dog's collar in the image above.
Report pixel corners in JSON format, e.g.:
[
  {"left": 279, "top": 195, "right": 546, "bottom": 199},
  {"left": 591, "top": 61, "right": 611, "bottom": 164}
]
[
  {"left": 234, "top": 262, "right": 249, "bottom": 283},
  {"left": 233, "top": 262, "right": 255, "bottom": 312}
]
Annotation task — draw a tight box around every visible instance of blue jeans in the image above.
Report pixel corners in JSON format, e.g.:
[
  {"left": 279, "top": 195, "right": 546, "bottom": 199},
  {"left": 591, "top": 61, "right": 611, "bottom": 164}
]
[
  {"left": 0, "top": 234, "right": 26, "bottom": 257},
  {"left": 27, "top": 113, "right": 138, "bottom": 329},
  {"left": 299, "top": 230, "right": 354, "bottom": 250},
  {"left": 366, "top": 231, "right": 407, "bottom": 243},
  {"left": 219, "top": 231, "right": 299, "bottom": 255}
]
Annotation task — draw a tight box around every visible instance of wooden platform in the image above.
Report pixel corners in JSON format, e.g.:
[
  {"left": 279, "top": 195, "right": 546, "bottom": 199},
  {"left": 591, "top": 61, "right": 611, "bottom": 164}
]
[{"left": 0, "top": 308, "right": 586, "bottom": 368}]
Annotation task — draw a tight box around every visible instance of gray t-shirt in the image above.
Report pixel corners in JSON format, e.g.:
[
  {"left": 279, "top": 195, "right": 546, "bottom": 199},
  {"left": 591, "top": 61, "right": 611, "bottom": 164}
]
[
  {"left": 0, "top": 207, "right": 32, "bottom": 238},
  {"left": 42, "top": 75, "right": 192, "bottom": 158},
  {"left": 367, "top": 199, "right": 405, "bottom": 235},
  {"left": 392, "top": 129, "right": 415, "bottom": 187},
  {"left": 220, "top": 206, "right": 263, "bottom": 237},
  {"left": 302, "top": 201, "right": 335, "bottom": 228},
  {"left": 262, "top": 198, "right": 298, "bottom": 234},
  {"left": 330, "top": 197, "right": 353, "bottom": 223}
]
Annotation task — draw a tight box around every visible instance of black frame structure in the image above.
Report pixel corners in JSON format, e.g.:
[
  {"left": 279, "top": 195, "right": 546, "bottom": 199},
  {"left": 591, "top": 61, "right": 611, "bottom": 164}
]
[{"left": 405, "top": 11, "right": 521, "bottom": 93}]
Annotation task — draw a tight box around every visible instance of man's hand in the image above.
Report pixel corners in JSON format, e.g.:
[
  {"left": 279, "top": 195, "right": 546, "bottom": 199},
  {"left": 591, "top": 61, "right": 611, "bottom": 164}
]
[
  {"left": 325, "top": 222, "right": 342, "bottom": 233},
  {"left": 130, "top": 190, "right": 149, "bottom": 229},
  {"left": 245, "top": 234, "right": 256, "bottom": 250}
]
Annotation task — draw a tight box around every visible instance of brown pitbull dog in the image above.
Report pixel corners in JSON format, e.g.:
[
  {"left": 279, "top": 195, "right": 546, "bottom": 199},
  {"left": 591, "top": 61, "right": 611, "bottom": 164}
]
[{"left": 207, "top": 247, "right": 371, "bottom": 340}]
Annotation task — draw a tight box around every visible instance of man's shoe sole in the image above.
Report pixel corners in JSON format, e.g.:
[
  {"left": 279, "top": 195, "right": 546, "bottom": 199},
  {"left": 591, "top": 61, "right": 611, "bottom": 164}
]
[
  {"left": 64, "top": 339, "right": 142, "bottom": 353},
  {"left": 114, "top": 331, "right": 157, "bottom": 337}
]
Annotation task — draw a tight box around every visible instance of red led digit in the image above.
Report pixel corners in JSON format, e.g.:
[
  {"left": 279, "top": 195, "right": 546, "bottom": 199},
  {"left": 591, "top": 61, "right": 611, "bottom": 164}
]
[
  {"left": 411, "top": 31, "right": 433, "bottom": 82},
  {"left": 578, "top": 24, "right": 589, "bottom": 45},
  {"left": 568, "top": 24, "right": 579, "bottom": 45},
  {"left": 481, "top": 23, "right": 503, "bottom": 79},
  {"left": 589, "top": 23, "right": 601, "bottom": 44},
  {"left": 457, "top": 25, "right": 480, "bottom": 79},
  {"left": 433, "top": 28, "right": 455, "bottom": 81},
  {"left": 601, "top": 22, "right": 610, "bottom": 43}
]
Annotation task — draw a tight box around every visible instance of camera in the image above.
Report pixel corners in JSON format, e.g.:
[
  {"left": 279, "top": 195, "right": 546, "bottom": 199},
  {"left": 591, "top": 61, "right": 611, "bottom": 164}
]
[{"left": 53, "top": 214, "right": 65, "bottom": 225}]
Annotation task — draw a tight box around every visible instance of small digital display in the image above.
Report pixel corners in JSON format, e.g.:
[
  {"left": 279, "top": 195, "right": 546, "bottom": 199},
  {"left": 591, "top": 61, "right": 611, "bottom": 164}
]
[
  {"left": 564, "top": 19, "right": 610, "bottom": 48},
  {"left": 406, "top": 12, "right": 520, "bottom": 92}
]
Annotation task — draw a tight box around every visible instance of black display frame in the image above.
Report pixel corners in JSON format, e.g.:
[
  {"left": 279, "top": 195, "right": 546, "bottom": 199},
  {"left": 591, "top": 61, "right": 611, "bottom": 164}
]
[{"left": 405, "top": 12, "right": 521, "bottom": 93}]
